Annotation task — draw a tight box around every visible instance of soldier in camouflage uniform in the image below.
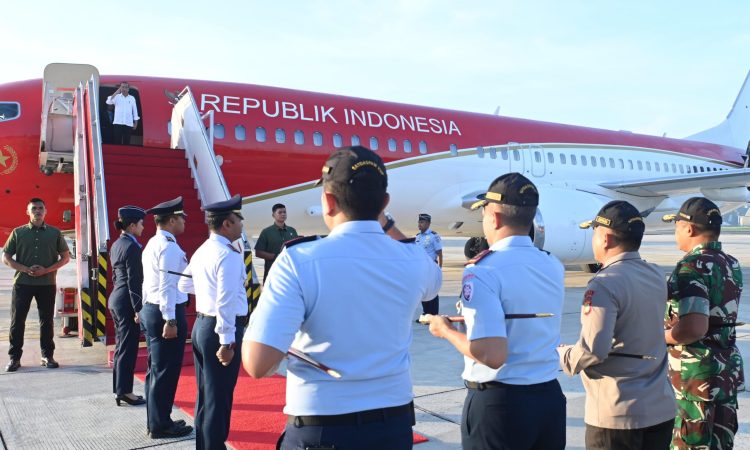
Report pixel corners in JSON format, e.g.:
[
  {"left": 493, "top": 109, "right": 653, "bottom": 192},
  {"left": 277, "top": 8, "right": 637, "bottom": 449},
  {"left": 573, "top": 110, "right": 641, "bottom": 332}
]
[{"left": 662, "top": 197, "right": 743, "bottom": 450}]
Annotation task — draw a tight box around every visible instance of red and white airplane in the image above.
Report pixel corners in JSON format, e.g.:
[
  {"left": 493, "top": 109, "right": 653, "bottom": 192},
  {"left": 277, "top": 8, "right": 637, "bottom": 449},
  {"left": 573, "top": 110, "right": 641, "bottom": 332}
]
[{"left": 1, "top": 65, "right": 749, "bottom": 265}]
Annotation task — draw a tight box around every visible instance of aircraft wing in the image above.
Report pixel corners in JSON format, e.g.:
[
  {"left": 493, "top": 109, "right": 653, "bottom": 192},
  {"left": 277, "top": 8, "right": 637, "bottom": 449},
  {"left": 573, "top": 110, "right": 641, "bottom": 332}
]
[{"left": 599, "top": 168, "right": 750, "bottom": 197}]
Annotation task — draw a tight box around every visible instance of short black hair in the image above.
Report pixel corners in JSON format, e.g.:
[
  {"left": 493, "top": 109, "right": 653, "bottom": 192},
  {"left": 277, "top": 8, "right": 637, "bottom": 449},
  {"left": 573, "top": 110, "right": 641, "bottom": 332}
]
[
  {"left": 208, "top": 212, "right": 233, "bottom": 231},
  {"left": 154, "top": 214, "right": 178, "bottom": 226},
  {"left": 324, "top": 178, "right": 386, "bottom": 220},
  {"left": 606, "top": 228, "right": 643, "bottom": 252},
  {"left": 272, "top": 203, "right": 286, "bottom": 213},
  {"left": 691, "top": 222, "right": 721, "bottom": 240},
  {"left": 29, "top": 198, "right": 45, "bottom": 205},
  {"left": 497, "top": 204, "right": 536, "bottom": 230}
]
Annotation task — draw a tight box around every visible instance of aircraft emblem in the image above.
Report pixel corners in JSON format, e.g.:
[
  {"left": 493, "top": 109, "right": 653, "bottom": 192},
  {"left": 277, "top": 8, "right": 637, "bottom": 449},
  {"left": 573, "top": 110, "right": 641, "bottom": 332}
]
[{"left": 0, "top": 145, "right": 18, "bottom": 175}]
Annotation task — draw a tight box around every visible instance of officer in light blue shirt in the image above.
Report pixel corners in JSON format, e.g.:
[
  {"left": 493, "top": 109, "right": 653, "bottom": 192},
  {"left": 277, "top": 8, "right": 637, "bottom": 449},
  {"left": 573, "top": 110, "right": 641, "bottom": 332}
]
[
  {"left": 425, "top": 173, "right": 566, "bottom": 450},
  {"left": 242, "top": 146, "right": 442, "bottom": 450},
  {"left": 415, "top": 213, "right": 442, "bottom": 316}
]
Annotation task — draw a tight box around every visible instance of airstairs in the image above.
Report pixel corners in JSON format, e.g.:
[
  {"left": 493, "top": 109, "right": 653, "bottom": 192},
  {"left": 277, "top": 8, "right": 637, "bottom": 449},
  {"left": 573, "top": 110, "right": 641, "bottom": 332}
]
[{"left": 39, "top": 64, "right": 259, "bottom": 367}]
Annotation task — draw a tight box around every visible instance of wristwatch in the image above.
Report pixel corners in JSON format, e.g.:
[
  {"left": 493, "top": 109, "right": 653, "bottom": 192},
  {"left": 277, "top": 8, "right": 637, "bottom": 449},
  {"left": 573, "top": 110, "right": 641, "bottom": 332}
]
[
  {"left": 221, "top": 343, "right": 236, "bottom": 350},
  {"left": 166, "top": 319, "right": 177, "bottom": 327},
  {"left": 382, "top": 212, "right": 395, "bottom": 233}
]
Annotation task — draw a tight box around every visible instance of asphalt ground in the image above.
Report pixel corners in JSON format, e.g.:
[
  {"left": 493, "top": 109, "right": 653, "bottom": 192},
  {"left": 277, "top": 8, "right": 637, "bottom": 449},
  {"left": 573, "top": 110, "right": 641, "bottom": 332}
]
[{"left": 1, "top": 233, "right": 749, "bottom": 449}]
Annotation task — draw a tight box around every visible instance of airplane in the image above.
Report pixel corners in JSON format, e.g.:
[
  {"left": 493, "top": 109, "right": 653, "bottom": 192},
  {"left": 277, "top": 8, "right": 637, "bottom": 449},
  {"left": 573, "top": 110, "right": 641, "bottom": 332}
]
[{"left": 1, "top": 64, "right": 749, "bottom": 271}]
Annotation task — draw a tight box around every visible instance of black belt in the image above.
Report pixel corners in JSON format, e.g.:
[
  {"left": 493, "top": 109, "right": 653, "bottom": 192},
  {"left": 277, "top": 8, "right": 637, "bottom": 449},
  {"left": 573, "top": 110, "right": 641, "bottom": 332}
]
[
  {"left": 197, "top": 312, "right": 249, "bottom": 327},
  {"left": 464, "top": 379, "right": 557, "bottom": 391},
  {"left": 287, "top": 402, "right": 415, "bottom": 427}
]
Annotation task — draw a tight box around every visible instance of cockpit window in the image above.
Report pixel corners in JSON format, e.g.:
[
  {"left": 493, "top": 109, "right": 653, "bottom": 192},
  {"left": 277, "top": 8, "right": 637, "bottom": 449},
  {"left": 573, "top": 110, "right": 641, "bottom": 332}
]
[{"left": 0, "top": 102, "right": 21, "bottom": 122}]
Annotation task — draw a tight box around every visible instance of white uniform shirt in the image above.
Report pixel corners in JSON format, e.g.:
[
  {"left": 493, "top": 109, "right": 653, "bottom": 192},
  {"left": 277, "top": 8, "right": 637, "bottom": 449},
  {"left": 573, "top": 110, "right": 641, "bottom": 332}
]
[
  {"left": 415, "top": 229, "right": 442, "bottom": 261},
  {"left": 105, "top": 93, "right": 140, "bottom": 127},
  {"left": 142, "top": 230, "right": 188, "bottom": 320},
  {"left": 244, "top": 220, "right": 442, "bottom": 416},
  {"left": 178, "top": 233, "right": 246, "bottom": 344},
  {"left": 461, "top": 235, "right": 564, "bottom": 384}
]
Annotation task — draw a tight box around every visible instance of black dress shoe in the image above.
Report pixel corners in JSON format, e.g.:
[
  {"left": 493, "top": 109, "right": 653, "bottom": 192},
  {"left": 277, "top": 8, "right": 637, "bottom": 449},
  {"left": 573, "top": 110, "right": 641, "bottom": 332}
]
[
  {"left": 149, "top": 424, "right": 193, "bottom": 438},
  {"left": 172, "top": 419, "right": 187, "bottom": 427},
  {"left": 5, "top": 359, "right": 20, "bottom": 372},
  {"left": 116, "top": 394, "right": 146, "bottom": 406},
  {"left": 41, "top": 357, "right": 59, "bottom": 368}
]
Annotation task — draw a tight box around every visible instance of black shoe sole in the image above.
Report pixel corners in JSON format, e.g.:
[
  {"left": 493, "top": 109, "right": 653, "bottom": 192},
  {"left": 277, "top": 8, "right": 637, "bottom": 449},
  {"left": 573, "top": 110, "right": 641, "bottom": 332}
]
[{"left": 148, "top": 426, "right": 193, "bottom": 439}]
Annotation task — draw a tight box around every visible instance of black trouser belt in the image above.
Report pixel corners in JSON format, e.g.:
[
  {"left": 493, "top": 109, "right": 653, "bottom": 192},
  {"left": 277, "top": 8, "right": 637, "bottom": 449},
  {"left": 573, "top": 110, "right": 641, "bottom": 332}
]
[
  {"left": 287, "top": 401, "right": 415, "bottom": 427},
  {"left": 197, "top": 312, "right": 249, "bottom": 327},
  {"left": 464, "top": 379, "right": 557, "bottom": 391}
]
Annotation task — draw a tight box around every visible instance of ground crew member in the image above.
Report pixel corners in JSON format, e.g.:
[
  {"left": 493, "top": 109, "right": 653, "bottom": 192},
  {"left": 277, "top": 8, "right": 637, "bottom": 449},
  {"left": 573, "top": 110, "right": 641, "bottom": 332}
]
[
  {"left": 109, "top": 205, "right": 147, "bottom": 406},
  {"left": 425, "top": 173, "right": 566, "bottom": 450},
  {"left": 254, "top": 203, "right": 298, "bottom": 283},
  {"left": 242, "top": 146, "right": 442, "bottom": 450},
  {"left": 141, "top": 197, "right": 193, "bottom": 438},
  {"left": 3, "top": 197, "right": 70, "bottom": 372},
  {"left": 559, "top": 200, "right": 676, "bottom": 449},
  {"left": 415, "top": 213, "right": 442, "bottom": 316},
  {"left": 662, "top": 197, "right": 743, "bottom": 449},
  {"left": 178, "top": 194, "right": 247, "bottom": 450}
]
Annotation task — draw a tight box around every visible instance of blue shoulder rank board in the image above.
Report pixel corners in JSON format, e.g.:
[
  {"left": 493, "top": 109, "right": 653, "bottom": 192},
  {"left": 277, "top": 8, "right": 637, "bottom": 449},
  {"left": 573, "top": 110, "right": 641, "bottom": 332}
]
[
  {"left": 399, "top": 237, "right": 416, "bottom": 244},
  {"left": 466, "top": 249, "right": 493, "bottom": 266},
  {"left": 283, "top": 235, "right": 322, "bottom": 249}
]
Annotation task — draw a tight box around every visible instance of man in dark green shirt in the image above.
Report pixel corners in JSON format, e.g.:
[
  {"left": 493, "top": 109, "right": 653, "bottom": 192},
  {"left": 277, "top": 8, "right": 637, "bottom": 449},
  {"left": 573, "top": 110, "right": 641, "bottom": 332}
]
[
  {"left": 2, "top": 198, "right": 70, "bottom": 372},
  {"left": 254, "top": 203, "right": 297, "bottom": 284}
]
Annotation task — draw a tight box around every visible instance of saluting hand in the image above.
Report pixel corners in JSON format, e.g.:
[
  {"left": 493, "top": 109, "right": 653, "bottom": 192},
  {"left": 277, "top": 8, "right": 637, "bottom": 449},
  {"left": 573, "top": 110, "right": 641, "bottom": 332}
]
[{"left": 216, "top": 345, "right": 234, "bottom": 366}]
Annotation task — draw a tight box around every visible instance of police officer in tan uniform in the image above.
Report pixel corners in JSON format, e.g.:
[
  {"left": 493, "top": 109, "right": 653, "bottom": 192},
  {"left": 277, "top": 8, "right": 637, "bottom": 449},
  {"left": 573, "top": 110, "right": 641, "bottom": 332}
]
[{"left": 559, "top": 200, "right": 676, "bottom": 450}]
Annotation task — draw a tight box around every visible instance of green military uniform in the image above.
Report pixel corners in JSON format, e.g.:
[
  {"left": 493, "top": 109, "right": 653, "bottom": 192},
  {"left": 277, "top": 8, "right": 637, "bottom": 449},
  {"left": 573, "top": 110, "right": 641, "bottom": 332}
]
[
  {"left": 4, "top": 223, "right": 69, "bottom": 285},
  {"left": 665, "top": 241, "right": 743, "bottom": 450},
  {"left": 255, "top": 224, "right": 297, "bottom": 281}
]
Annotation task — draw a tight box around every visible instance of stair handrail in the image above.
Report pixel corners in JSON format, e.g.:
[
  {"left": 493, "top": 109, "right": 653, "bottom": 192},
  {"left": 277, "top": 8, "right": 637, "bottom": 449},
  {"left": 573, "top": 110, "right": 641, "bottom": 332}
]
[{"left": 85, "top": 76, "right": 110, "bottom": 252}]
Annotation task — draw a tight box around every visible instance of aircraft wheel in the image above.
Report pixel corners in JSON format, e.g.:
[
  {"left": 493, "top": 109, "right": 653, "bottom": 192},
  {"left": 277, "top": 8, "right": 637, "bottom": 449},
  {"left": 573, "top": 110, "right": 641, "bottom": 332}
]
[{"left": 581, "top": 263, "right": 602, "bottom": 273}]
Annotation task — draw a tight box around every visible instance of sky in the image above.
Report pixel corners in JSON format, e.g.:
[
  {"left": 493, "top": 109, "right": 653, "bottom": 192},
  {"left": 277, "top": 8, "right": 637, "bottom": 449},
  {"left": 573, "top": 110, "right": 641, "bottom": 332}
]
[{"left": 2, "top": 1, "right": 749, "bottom": 139}]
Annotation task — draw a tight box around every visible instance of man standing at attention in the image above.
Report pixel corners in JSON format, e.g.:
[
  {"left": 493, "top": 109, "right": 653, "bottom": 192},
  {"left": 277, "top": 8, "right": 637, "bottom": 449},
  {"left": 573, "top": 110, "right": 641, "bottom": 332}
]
[
  {"left": 141, "top": 197, "right": 193, "bottom": 438},
  {"left": 254, "top": 203, "right": 297, "bottom": 283},
  {"left": 424, "top": 173, "right": 566, "bottom": 450},
  {"left": 559, "top": 201, "right": 676, "bottom": 449},
  {"left": 106, "top": 82, "right": 139, "bottom": 145},
  {"left": 662, "top": 197, "right": 743, "bottom": 449},
  {"left": 242, "top": 146, "right": 441, "bottom": 449},
  {"left": 178, "top": 195, "right": 247, "bottom": 450},
  {"left": 415, "top": 213, "right": 442, "bottom": 317},
  {"left": 3, "top": 198, "right": 70, "bottom": 372}
]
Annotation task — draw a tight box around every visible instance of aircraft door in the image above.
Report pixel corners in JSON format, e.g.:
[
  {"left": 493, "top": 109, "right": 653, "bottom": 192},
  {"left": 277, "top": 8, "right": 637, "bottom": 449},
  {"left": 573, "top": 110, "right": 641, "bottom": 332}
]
[{"left": 530, "top": 145, "right": 546, "bottom": 177}]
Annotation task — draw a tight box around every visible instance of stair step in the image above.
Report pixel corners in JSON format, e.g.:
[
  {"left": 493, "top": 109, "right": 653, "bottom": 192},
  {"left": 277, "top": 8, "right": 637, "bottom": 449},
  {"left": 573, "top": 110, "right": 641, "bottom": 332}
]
[
  {"left": 104, "top": 154, "right": 188, "bottom": 167},
  {"left": 103, "top": 145, "right": 185, "bottom": 159}
]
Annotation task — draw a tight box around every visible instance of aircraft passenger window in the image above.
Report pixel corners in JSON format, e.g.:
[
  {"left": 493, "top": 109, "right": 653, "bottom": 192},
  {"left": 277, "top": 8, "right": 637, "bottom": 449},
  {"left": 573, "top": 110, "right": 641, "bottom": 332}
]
[
  {"left": 637, "top": 161, "right": 643, "bottom": 170},
  {"left": 388, "top": 138, "right": 397, "bottom": 152},
  {"left": 235, "top": 125, "right": 246, "bottom": 141},
  {"left": 663, "top": 163, "right": 669, "bottom": 172},
  {"left": 419, "top": 140, "right": 428, "bottom": 154},
  {"left": 700, "top": 166, "right": 705, "bottom": 172},
  {"left": 404, "top": 140, "right": 412, "bottom": 153},
  {"left": 609, "top": 158, "right": 615, "bottom": 168},
  {"left": 489, "top": 147, "right": 497, "bottom": 159},
  {"left": 450, "top": 143, "right": 458, "bottom": 156},
  {"left": 547, "top": 153, "right": 554, "bottom": 164},
  {"left": 333, "top": 133, "right": 343, "bottom": 148},
  {"left": 0, "top": 102, "right": 21, "bottom": 122},
  {"left": 618, "top": 159, "right": 624, "bottom": 169},
  {"left": 581, "top": 156, "right": 588, "bottom": 166},
  {"left": 655, "top": 162, "right": 660, "bottom": 172},
  {"left": 571, "top": 154, "right": 577, "bottom": 165},
  {"left": 672, "top": 163, "right": 677, "bottom": 172},
  {"left": 559, "top": 153, "right": 566, "bottom": 164},
  {"left": 646, "top": 161, "right": 652, "bottom": 171},
  {"left": 256, "top": 127, "right": 267, "bottom": 142},
  {"left": 501, "top": 149, "right": 509, "bottom": 160},
  {"left": 628, "top": 160, "right": 634, "bottom": 170},
  {"left": 214, "top": 124, "right": 225, "bottom": 139},
  {"left": 679, "top": 164, "right": 684, "bottom": 173},
  {"left": 590, "top": 156, "right": 596, "bottom": 167},
  {"left": 167, "top": 122, "right": 172, "bottom": 135},
  {"left": 351, "top": 135, "right": 361, "bottom": 146},
  {"left": 370, "top": 136, "right": 379, "bottom": 150},
  {"left": 693, "top": 165, "right": 698, "bottom": 173},
  {"left": 600, "top": 157, "right": 606, "bottom": 167},
  {"left": 513, "top": 150, "right": 520, "bottom": 161},
  {"left": 294, "top": 130, "right": 305, "bottom": 145},
  {"left": 275, "top": 128, "right": 286, "bottom": 144},
  {"left": 477, "top": 146, "right": 484, "bottom": 158},
  {"left": 534, "top": 151, "right": 541, "bottom": 163},
  {"left": 313, "top": 131, "right": 323, "bottom": 147}
]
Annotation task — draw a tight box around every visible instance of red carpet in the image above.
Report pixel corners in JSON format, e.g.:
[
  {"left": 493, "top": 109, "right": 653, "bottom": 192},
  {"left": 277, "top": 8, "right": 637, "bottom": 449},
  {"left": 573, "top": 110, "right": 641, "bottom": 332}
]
[{"left": 136, "top": 366, "right": 428, "bottom": 449}]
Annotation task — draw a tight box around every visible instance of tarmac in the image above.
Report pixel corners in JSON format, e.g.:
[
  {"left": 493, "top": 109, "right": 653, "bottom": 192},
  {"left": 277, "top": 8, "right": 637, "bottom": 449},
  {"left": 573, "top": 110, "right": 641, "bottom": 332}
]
[{"left": 1, "top": 233, "right": 749, "bottom": 449}]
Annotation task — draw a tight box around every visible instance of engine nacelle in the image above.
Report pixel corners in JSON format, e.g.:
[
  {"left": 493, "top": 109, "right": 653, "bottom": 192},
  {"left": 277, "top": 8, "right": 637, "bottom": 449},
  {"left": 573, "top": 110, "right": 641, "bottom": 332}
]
[{"left": 533, "top": 187, "right": 609, "bottom": 264}]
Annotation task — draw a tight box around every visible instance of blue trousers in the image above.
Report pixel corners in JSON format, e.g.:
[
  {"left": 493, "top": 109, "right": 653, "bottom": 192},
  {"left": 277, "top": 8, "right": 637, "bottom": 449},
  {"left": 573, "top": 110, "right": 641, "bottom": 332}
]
[
  {"left": 192, "top": 314, "right": 244, "bottom": 450},
  {"left": 142, "top": 302, "right": 187, "bottom": 432},
  {"left": 420, "top": 295, "right": 439, "bottom": 315},
  {"left": 461, "top": 379, "right": 566, "bottom": 450},
  {"left": 109, "top": 300, "right": 140, "bottom": 396},
  {"left": 278, "top": 410, "right": 414, "bottom": 450}
]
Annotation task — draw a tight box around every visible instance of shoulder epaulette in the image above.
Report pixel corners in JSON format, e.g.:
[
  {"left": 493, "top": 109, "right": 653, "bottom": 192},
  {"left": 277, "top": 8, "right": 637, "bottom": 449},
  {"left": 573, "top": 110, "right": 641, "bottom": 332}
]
[
  {"left": 166, "top": 236, "right": 175, "bottom": 243},
  {"left": 283, "top": 235, "right": 321, "bottom": 249},
  {"left": 399, "top": 237, "right": 416, "bottom": 244},
  {"left": 466, "top": 249, "right": 493, "bottom": 266},
  {"left": 225, "top": 243, "right": 240, "bottom": 253},
  {"left": 537, "top": 248, "right": 550, "bottom": 255},
  {"left": 430, "top": 230, "right": 437, "bottom": 235}
]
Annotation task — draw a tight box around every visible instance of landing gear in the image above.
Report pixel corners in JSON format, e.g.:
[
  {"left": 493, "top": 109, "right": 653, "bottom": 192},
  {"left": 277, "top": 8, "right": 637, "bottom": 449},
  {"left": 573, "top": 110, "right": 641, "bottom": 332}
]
[
  {"left": 581, "top": 263, "right": 602, "bottom": 273},
  {"left": 464, "top": 237, "right": 489, "bottom": 260}
]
